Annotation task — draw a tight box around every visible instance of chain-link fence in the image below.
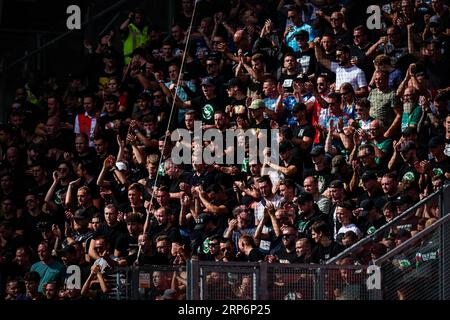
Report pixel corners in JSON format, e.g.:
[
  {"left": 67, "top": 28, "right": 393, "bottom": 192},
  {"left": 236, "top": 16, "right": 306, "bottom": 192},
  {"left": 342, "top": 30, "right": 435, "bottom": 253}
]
[
  {"left": 129, "top": 264, "right": 187, "bottom": 300},
  {"left": 374, "top": 213, "right": 450, "bottom": 300},
  {"left": 187, "top": 261, "right": 381, "bottom": 300},
  {"left": 326, "top": 184, "right": 450, "bottom": 266}
]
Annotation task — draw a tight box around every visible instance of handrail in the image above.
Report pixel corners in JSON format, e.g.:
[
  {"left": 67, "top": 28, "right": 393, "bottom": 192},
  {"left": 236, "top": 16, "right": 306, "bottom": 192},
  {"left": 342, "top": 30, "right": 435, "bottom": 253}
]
[
  {"left": 374, "top": 213, "right": 450, "bottom": 265},
  {"left": 326, "top": 184, "right": 449, "bottom": 265},
  {"left": 6, "top": 0, "right": 129, "bottom": 71}
]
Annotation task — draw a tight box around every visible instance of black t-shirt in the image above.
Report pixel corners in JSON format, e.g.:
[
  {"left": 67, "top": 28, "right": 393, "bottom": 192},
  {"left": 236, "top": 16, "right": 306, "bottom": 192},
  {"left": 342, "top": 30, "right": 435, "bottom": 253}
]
[
  {"left": 271, "top": 246, "right": 297, "bottom": 264},
  {"left": 246, "top": 248, "right": 265, "bottom": 262},
  {"left": 294, "top": 48, "right": 317, "bottom": 76},
  {"left": 311, "top": 241, "right": 343, "bottom": 264},
  {"left": 190, "top": 96, "right": 224, "bottom": 124},
  {"left": 94, "top": 222, "right": 128, "bottom": 251}
]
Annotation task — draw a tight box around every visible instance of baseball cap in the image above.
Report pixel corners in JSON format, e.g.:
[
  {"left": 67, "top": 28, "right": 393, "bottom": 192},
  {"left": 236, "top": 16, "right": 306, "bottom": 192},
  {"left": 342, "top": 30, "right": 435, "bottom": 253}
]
[
  {"left": 73, "top": 208, "right": 89, "bottom": 220},
  {"left": 248, "top": 99, "right": 265, "bottom": 110},
  {"left": 331, "top": 155, "right": 346, "bottom": 174},
  {"left": 226, "top": 77, "right": 242, "bottom": 88},
  {"left": 310, "top": 145, "right": 325, "bottom": 157},
  {"left": 295, "top": 73, "right": 309, "bottom": 83},
  {"left": 194, "top": 213, "right": 215, "bottom": 230},
  {"left": 160, "top": 289, "right": 177, "bottom": 300},
  {"left": 201, "top": 76, "right": 216, "bottom": 87},
  {"left": 402, "top": 127, "right": 416, "bottom": 137},
  {"left": 292, "top": 102, "right": 306, "bottom": 114},
  {"left": 429, "top": 15, "right": 441, "bottom": 26},
  {"left": 59, "top": 245, "right": 77, "bottom": 256},
  {"left": 359, "top": 199, "right": 375, "bottom": 217},
  {"left": 428, "top": 136, "right": 445, "bottom": 148},
  {"left": 361, "top": 171, "right": 377, "bottom": 182},
  {"left": 399, "top": 141, "right": 416, "bottom": 153},
  {"left": 279, "top": 141, "right": 294, "bottom": 153},
  {"left": 297, "top": 192, "right": 314, "bottom": 204},
  {"left": 395, "top": 194, "right": 413, "bottom": 206},
  {"left": 115, "top": 161, "right": 128, "bottom": 171},
  {"left": 329, "top": 180, "right": 344, "bottom": 189}
]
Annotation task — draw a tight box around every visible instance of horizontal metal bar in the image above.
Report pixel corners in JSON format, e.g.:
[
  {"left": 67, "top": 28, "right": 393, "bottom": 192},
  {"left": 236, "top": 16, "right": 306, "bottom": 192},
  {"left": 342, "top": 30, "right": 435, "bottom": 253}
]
[
  {"left": 374, "top": 213, "right": 450, "bottom": 265},
  {"left": 326, "top": 185, "right": 447, "bottom": 265}
]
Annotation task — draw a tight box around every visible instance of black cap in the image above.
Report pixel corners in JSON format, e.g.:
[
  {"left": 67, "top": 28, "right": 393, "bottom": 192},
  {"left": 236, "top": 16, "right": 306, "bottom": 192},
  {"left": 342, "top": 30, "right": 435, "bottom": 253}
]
[
  {"left": 361, "top": 171, "right": 377, "bottom": 182},
  {"left": 59, "top": 245, "right": 77, "bottom": 256},
  {"left": 329, "top": 180, "right": 344, "bottom": 189},
  {"left": 310, "top": 145, "right": 325, "bottom": 157},
  {"left": 428, "top": 136, "right": 445, "bottom": 148},
  {"left": 295, "top": 30, "right": 309, "bottom": 40},
  {"left": 331, "top": 155, "right": 346, "bottom": 174},
  {"left": 295, "top": 73, "right": 309, "bottom": 83},
  {"left": 201, "top": 76, "right": 216, "bottom": 87},
  {"left": 359, "top": 199, "right": 375, "bottom": 217},
  {"left": 73, "top": 208, "right": 89, "bottom": 220},
  {"left": 399, "top": 141, "right": 416, "bottom": 153},
  {"left": 402, "top": 127, "right": 416, "bottom": 137},
  {"left": 226, "top": 77, "right": 241, "bottom": 87},
  {"left": 292, "top": 103, "right": 306, "bottom": 114},
  {"left": 297, "top": 192, "right": 314, "bottom": 204},
  {"left": 279, "top": 141, "right": 294, "bottom": 153},
  {"left": 395, "top": 194, "right": 413, "bottom": 206},
  {"left": 194, "top": 213, "right": 215, "bottom": 230}
]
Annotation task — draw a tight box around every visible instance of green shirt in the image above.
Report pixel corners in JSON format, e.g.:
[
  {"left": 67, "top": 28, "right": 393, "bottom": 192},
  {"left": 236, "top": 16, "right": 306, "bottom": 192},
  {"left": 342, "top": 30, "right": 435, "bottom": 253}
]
[{"left": 401, "top": 104, "right": 422, "bottom": 132}]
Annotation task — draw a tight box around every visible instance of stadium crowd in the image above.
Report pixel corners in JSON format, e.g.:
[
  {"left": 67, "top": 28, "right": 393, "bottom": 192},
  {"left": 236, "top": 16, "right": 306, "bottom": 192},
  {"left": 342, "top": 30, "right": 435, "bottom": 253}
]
[{"left": 0, "top": 0, "right": 449, "bottom": 300}]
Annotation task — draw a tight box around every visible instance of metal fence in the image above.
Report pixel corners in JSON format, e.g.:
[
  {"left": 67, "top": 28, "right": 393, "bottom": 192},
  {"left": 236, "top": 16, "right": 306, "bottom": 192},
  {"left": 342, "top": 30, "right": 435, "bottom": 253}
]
[
  {"left": 186, "top": 261, "right": 381, "bottom": 300},
  {"left": 326, "top": 183, "right": 450, "bottom": 266},
  {"left": 374, "top": 213, "right": 450, "bottom": 300},
  {"left": 88, "top": 184, "right": 450, "bottom": 300}
]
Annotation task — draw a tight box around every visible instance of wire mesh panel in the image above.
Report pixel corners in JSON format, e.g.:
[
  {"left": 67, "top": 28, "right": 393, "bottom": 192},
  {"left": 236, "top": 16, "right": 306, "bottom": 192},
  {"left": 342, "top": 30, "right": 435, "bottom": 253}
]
[
  {"left": 267, "top": 264, "right": 316, "bottom": 300},
  {"left": 197, "top": 262, "right": 260, "bottom": 300},
  {"left": 266, "top": 264, "right": 377, "bottom": 300},
  {"left": 376, "top": 213, "right": 450, "bottom": 300},
  {"left": 104, "top": 267, "right": 131, "bottom": 300},
  {"left": 131, "top": 265, "right": 187, "bottom": 300},
  {"left": 327, "top": 188, "right": 445, "bottom": 267}
]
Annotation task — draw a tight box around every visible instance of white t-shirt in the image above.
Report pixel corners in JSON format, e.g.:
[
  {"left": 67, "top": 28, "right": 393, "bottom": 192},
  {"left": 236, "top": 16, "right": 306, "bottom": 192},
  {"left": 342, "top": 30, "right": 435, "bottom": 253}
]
[
  {"left": 330, "top": 62, "right": 367, "bottom": 91},
  {"left": 336, "top": 224, "right": 362, "bottom": 240}
]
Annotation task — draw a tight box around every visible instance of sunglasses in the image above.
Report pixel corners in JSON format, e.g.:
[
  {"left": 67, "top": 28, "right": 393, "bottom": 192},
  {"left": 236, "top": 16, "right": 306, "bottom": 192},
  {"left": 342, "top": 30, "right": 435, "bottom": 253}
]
[{"left": 282, "top": 234, "right": 296, "bottom": 239}]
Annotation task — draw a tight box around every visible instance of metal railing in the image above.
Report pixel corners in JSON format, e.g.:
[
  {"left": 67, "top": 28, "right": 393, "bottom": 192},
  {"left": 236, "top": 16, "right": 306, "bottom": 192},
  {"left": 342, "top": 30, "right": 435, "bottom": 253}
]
[
  {"left": 374, "top": 213, "right": 450, "bottom": 300},
  {"left": 326, "top": 184, "right": 450, "bottom": 265},
  {"left": 186, "top": 260, "right": 381, "bottom": 300}
]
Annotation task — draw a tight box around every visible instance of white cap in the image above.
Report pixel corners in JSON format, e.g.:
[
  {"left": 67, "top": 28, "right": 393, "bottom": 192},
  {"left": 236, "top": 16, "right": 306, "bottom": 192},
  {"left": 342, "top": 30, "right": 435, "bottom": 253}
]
[{"left": 115, "top": 161, "right": 128, "bottom": 171}]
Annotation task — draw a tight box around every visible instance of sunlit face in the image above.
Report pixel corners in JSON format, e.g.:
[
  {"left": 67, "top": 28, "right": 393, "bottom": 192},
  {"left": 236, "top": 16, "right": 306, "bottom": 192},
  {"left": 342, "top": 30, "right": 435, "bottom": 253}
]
[
  {"left": 128, "top": 189, "right": 141, "bottom": 204},
  {"left": 77, "top": 189, "right": 90, "bottom": 206},
  {"left": 258, "top": 181, "right": 271, "bottom": 198},
  {"left": 104, "top": 207, "right": 118, "bottom": 225}
]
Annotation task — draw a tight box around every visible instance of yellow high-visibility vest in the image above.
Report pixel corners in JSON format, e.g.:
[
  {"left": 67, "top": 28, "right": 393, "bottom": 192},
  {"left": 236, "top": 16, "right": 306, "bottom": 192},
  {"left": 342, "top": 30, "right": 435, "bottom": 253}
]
[{"left": 123, "top": 23, "right": 149, "bottom": 64}]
